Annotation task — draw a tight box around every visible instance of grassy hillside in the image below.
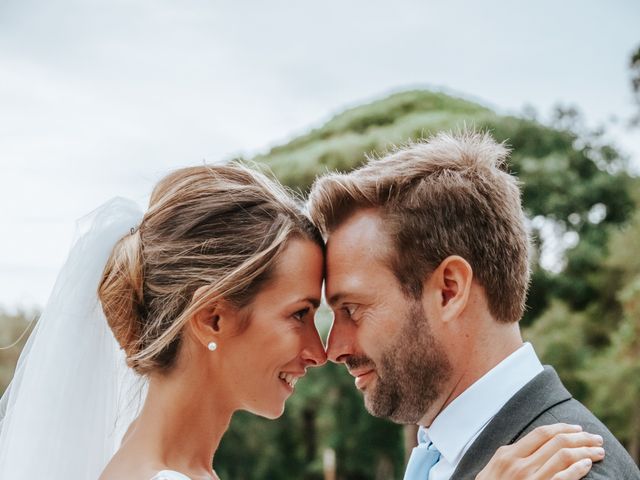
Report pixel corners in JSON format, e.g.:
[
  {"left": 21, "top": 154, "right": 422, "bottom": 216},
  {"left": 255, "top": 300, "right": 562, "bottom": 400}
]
[{"left": 254, "top": 90, "right": 571, "bottom": 195}]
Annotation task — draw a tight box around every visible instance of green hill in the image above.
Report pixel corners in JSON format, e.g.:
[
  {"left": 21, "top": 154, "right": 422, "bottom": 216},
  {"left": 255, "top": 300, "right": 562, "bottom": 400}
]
[{"left": 254, "top": 90, "right": 581, "bottom": 197}]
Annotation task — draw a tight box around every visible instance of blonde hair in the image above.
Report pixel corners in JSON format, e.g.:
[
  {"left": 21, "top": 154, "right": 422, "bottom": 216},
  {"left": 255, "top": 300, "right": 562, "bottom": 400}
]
[
  {"left": 308, "top": 129, "right": 530, "bottom": 323},
  {"left": 98, "top": 164, "right": 322, "bottom": 375}
]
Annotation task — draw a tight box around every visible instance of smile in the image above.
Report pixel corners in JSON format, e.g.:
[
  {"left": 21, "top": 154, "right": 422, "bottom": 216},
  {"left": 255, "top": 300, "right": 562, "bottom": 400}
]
[{"left": 278, "top": 372, "right": 302, "bottom": 389}]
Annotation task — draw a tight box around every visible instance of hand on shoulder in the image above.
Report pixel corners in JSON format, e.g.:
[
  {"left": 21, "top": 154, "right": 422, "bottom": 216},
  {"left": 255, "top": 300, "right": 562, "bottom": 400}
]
[{"left": 477, "top": 423, "right": 605, "bottom": 480}]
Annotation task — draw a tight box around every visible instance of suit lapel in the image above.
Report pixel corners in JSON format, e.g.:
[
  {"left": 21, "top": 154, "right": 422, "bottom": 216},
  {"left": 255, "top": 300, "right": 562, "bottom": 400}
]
[{"left": 450, "top": 366, "right": 572, "bottom": 480}]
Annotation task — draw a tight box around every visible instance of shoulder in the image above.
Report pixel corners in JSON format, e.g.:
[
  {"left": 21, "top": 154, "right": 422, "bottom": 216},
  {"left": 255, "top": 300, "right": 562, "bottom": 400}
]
[
  {"left": 522, "top": 400, "right": 640, "bottom": 479},
  {"left": 151, "top": 471, "right": 192, "bottom": 480}
]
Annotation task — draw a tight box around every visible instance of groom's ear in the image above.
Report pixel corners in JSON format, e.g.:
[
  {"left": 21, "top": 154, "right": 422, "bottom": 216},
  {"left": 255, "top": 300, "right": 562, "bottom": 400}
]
[{"left": 424, "top": 255, "right": 473, "bottom": 324}]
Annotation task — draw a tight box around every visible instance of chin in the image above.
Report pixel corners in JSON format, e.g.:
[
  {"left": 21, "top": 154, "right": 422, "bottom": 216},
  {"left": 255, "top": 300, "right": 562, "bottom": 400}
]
[
  {"left": 363, "top": 394, "right": 379, "bottom": 418},
  {"left": 363, "top": 388, "right": 398, "bottom": 421},
  {"left": 252, "top": 402, "right": 286, "bottom": 420}
]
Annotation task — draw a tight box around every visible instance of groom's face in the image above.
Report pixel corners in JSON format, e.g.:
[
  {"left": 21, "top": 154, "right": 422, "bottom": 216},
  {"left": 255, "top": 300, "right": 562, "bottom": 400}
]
[{"left": 324, "top": 209, "right": 453, "bottom": 424}]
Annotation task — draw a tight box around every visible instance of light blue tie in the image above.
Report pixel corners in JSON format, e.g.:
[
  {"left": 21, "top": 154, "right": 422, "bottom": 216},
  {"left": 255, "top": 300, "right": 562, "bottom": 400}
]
[{"left": 403, "top": 431, "right": 441, "bottom": 480}]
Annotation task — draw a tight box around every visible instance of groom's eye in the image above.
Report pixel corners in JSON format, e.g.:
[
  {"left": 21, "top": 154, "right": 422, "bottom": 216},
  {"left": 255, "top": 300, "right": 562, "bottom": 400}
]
[{"left": 342, "top": 304, "right": 358, "bottom": 318}]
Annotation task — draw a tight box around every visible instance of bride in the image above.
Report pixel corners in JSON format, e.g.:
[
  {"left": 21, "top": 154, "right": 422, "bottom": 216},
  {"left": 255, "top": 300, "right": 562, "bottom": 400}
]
[{"left": 0, "top": 164, "right": 602, "bottom": 479}]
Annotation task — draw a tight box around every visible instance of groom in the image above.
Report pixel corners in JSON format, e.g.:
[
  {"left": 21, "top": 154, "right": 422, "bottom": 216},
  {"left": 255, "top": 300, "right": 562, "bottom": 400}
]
[{"left": 307, "top": 130, "right": 640, "bottom": 479}]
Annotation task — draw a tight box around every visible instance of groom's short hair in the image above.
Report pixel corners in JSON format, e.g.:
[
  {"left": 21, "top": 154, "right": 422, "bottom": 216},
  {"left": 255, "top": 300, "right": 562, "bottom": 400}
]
[{"left": 308, "top": 129, "right": 530, "bottom": 324}]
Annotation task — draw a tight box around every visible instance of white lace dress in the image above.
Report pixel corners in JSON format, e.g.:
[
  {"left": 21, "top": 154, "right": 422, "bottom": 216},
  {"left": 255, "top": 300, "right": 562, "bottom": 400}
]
[{"left": 151, "top": 470, "right": 192, "bottom": 480}]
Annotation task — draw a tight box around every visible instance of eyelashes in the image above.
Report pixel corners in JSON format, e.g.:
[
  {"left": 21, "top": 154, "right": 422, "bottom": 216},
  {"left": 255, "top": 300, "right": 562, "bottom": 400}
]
[
  {"left": 292, "top": 307, "right": 311, "bottom": 322},
  {"left": 342, "top": 304, "right": 358, "bottom": 318}
]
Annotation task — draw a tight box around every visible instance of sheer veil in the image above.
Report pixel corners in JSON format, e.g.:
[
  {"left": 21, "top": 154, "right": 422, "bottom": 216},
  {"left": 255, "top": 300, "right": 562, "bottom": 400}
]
[{"left": 0, "top": 197, "right": 148, "bottom": 479}]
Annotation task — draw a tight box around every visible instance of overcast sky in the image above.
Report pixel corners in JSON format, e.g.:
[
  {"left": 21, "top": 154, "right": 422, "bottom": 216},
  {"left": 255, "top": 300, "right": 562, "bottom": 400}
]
[{"left": 1, "top": 0, "right": 638, "bottom": 312}]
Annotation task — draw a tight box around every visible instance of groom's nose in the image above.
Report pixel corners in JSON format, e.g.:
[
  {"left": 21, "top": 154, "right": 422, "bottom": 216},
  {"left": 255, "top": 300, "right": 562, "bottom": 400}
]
[{"left": 325, "top": 316, "right": 355, "bottom": 364}]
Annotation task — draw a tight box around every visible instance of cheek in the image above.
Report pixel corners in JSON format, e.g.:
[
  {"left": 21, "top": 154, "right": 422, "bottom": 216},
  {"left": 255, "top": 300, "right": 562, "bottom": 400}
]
[
  {"left": 358, "top": 323, "right": 383, "bottom": 360},
  {"left": 361, "top": 311, "right": 403, "bottom": 357},
  {"left": 250, "top": 326, "right": 302, "bottom": 370}
]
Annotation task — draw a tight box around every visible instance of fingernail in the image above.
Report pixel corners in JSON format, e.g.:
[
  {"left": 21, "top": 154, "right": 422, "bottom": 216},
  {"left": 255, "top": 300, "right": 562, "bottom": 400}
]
[
  {"left": 593, "top": 434, "right": 604, "bottom": 445},
  {"left": 571, "top": 424, "right": 583, "bottom": 431},
  {"left": 594, "top": 447, "right": 605, "bottom": 457},
  {"left": 579, "top": 458, "right": 593, "bottom": 468}
]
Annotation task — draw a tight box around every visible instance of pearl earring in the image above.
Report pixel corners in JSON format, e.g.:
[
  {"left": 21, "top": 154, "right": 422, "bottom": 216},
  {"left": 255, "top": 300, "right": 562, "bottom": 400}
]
[{"left": 207, "top": 341, "right": 218, "bottom": 352}]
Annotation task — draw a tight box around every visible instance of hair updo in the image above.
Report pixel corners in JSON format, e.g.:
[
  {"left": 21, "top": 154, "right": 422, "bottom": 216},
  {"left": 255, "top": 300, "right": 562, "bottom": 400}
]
[{"left": 98, "top": 164, "right": 322, "bottom": 375}]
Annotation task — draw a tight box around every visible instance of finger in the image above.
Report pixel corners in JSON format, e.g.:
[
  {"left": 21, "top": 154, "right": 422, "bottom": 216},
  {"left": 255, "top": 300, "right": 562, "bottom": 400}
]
[
  {"left": 531, "top": 432, "right": 603, "bottom": 467},
  {"left": 550, "top": 458, "right": 593, "bottom": 480},
  {"left": 536, "top": 446, "right": 605, "bottom": 479},
  {"left": 509, "top": 424, "right": 583, "bottom": 458}
]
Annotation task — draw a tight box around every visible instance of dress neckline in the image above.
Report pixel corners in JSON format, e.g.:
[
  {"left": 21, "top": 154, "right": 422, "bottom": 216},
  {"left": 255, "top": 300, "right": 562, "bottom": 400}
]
[{"left": 151, "top": 470, "right": 192, "bottom": 480}]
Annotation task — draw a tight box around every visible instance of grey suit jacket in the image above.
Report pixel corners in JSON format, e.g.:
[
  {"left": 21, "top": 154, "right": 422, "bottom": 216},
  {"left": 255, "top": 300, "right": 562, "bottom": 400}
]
[{"left": 451, "top": 366, "right": 640, "bottom": 479}]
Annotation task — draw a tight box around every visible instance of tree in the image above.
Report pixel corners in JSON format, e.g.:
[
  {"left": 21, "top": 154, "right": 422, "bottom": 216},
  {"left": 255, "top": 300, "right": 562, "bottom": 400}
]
[
  {"left": 580, "top": 179, "right": 640, "bottom": 463},
  {"left": 630, "top": 44, "right": 640, "bottom": 126}
]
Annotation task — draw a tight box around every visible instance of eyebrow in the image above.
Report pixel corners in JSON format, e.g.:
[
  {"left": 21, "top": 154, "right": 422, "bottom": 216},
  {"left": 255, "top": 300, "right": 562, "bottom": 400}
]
[
  {"left": 327, "top": 292, "right": 346, "bottom": 308},
  {"left": 300, "top": 297, "right": 321, "bottom": 309}
]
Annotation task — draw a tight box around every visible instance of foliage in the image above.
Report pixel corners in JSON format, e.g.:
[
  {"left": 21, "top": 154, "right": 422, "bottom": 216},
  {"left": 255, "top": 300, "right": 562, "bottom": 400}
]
[
  {"left": 524, "top": 177, "right": 640, "bottom": 462},
  {"left": 631, "top": 44, "right": 640, "bottom": 126},
  {"left": 523, "top": 301, "right": 590, "bottom": 399},
  {"left": 0, "top": 310, "right": 36, "bottom": 396},
  {"left": 581, "top": 181, "right": 640, "bottom": 462}
]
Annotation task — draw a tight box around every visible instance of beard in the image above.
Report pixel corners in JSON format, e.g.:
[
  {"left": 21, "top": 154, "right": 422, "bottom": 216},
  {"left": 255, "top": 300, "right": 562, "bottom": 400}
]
[{"left": 348, "top": 300, "right": 453, "bottom": 424}]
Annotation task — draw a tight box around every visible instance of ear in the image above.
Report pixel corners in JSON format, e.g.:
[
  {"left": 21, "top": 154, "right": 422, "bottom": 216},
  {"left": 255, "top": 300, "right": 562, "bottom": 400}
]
[
  {"left": 186, "top": 286, "right": 239, "bottom": 350},
  {"left": 425, "top": 255, "right": 473, "bottom": 324}
]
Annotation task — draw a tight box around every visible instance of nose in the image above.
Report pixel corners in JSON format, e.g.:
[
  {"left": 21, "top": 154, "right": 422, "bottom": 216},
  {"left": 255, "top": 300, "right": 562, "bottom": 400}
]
[
  {"left": 300, "top": 322, "right": 328, "bottom": 368},
  {"left": 325, "top": 316, "right": 354, "bottom": 364}
]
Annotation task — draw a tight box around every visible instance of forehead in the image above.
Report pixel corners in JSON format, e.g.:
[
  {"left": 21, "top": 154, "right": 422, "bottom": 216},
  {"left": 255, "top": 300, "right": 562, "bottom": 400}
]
[
  {"left": 325, "top": 209, "right": 396, "bottom": 300},
  {"left": 252, "top": 238, "right": 324, "bottom": 305}
]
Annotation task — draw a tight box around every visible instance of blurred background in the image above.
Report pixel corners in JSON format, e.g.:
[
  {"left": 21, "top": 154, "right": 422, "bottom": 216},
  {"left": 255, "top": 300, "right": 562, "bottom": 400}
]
[{"left": 1, "top": 1, "right": 639, "bottom": 478}]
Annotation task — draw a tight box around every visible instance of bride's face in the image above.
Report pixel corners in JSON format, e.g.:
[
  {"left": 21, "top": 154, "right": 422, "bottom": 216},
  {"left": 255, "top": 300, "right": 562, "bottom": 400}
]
[{"left": 221, "top": 238, "right": 327, "bottom": 419}]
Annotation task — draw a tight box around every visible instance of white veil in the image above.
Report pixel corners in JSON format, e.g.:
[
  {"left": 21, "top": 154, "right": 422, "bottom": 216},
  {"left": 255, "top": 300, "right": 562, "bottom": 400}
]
[{"left": 0, "top": 197, "right": 148, "bottom": 479}]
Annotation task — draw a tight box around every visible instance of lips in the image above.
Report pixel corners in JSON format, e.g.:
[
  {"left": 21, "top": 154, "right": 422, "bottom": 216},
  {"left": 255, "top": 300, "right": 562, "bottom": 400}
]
[
  {"left": 351, "top": 369, "right": 376, "bottom": 390},
  {"left": 348, "top": 367, "right": 374, "bottom": 378}
]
